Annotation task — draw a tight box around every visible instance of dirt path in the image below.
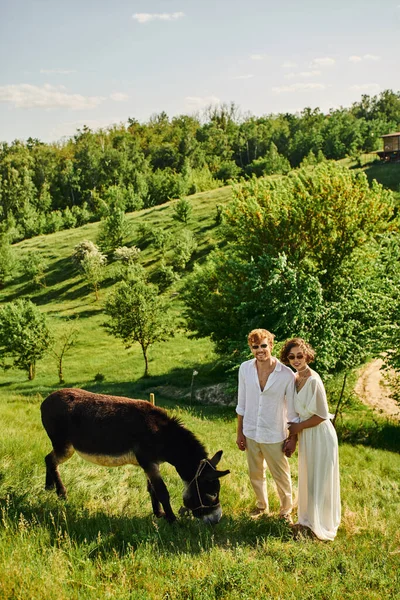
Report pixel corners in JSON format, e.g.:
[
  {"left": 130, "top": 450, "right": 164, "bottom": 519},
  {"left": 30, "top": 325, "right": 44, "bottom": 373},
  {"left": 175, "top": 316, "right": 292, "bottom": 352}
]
[{"left": 354, "top": 359, "right": 400, "bottom": 421}]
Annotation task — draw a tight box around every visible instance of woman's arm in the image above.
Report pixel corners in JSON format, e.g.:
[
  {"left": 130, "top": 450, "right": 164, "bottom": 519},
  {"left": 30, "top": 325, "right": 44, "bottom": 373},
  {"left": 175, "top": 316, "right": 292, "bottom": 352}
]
[{"left": 288, "top": 414, "right": 325, "bottom": 435}]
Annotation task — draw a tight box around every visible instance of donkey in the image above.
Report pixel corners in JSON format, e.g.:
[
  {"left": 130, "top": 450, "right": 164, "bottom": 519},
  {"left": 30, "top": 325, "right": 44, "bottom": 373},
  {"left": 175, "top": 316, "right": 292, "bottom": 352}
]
[{"left": 41, "top": 388, "right": 230, "bottom": 524}]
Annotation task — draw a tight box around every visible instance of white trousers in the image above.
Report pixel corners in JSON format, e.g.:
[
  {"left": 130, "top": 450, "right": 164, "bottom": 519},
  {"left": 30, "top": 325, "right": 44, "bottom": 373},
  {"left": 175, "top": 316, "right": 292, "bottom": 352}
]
[{"left": 245, "top": 437, "right": 293, "bottom": 515}]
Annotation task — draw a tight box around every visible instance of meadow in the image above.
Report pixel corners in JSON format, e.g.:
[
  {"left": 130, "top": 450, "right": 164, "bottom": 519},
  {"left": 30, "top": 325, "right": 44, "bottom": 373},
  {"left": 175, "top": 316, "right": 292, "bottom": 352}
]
[{"left": 0, "top": 166, "right": 399, "bottom": 599}]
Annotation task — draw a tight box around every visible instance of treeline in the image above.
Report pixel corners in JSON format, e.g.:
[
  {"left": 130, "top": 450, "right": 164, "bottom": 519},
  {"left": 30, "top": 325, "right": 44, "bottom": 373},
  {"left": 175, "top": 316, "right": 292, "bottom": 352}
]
[{"left": 1, "top": 89, "right": 400, "bottom": 242}]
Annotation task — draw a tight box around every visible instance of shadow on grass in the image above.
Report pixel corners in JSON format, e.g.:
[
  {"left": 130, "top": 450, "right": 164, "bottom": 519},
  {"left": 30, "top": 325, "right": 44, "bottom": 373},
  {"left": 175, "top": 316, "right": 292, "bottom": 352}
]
[
  {"left": 337, "top": 419, "right": 400, "bottom": 454},
  {"left": 0, "top": 490, "right": 292, "bottom": 558},
  {"left": 362, "top": 162, "right": 400, "bottom": 193}
]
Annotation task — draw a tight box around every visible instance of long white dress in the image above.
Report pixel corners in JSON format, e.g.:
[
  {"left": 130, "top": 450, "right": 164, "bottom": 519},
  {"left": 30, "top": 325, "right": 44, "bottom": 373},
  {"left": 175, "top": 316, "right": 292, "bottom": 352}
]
[{"left": 294, "top": 371, "right": 341, "bottom": 541}]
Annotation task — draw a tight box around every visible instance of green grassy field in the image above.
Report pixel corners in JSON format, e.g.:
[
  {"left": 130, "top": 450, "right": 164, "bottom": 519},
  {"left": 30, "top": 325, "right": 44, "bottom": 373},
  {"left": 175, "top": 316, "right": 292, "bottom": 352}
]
[
  {"left": 0, "top": 389, "right": 399, "bottom": 599},
  {"left": 0, "top": 168, "right": 400, "bottom": 599}
]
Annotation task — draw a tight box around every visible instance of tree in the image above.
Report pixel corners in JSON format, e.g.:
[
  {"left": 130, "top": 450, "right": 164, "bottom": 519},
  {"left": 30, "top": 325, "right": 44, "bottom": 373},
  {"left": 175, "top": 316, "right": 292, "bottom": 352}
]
[
  {"left": 105, "top": 279, "right": 174, "bottom": 376},
  {"left": 50, "top": 320, "right": 79, "bottom": 384},
  {"left": 96, "top": 209, "right": 131, "bottom": 253},
  {"left": 20, "top": 251, "right": 47, "bottom": 288},
  {"left": 0, "top": 299, "right": 51, "bottom": 380},
  {"left": 172, "top": 197, "right": 192, "bottom": 224},
  {"left": 81, "top": 253, "right": 107, "bottom": 301},
  {"left": 172, "top": 230, "right": 197, "bottom": 271},
  {"left": 0, "top": 232, "right": 15, "bottom": 287},
  {"left": 183, "top": 162, "right": 396, "bottom": 374},
  {"left": 72, "top": 240, "right": 107, "bottom": 300}
]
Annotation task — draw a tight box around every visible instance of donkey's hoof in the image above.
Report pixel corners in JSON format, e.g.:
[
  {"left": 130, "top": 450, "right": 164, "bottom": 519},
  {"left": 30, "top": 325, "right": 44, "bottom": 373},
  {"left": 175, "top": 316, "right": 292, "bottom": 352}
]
[{"left": 45, "top": 483, "right": 55, "bottom": 491}]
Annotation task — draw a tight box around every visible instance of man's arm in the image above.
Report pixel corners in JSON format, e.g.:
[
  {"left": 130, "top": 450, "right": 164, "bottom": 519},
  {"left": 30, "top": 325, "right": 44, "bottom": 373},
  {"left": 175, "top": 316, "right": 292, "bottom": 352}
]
[
  {"left": 236, "top": 365, "right": 247, "bottom": 451},
  {"left": 236, "top": 414, "right": 246, "bottom": 450}
]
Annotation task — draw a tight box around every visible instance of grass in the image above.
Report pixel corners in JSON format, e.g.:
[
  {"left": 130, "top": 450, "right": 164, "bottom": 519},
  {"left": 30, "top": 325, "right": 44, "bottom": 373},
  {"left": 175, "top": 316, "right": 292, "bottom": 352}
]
[
  {"left": 0, "top": 389, "right": 399, "bottom": 599},
  {"left": 1, "top": 168, "right": 400, "bottom": 598}
]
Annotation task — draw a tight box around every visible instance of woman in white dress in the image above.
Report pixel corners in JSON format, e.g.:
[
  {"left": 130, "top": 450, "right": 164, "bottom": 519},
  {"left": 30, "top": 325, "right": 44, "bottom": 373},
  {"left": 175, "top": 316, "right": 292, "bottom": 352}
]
[{"left": 280, "top": 338, "right": 341, "bottom": 541}]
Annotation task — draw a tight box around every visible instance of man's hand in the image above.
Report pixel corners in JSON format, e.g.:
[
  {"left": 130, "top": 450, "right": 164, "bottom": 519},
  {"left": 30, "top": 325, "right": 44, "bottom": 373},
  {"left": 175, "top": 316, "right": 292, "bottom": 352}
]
[
  {"left": 282, "top": 436, "right": 297, "bottom": 458},
  {"left": 236, "top": 432, "right": 247, "bottom": 451}
]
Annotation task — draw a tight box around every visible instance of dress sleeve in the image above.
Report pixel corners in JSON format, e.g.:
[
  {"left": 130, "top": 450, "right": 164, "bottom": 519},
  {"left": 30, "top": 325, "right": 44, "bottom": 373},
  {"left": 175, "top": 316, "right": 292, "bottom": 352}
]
[
  {"left": 307, "top": 376, "right": 330, "bottom": 420},
  {"left": 236, "top": 364, "right": 246, "bottom": 416}
]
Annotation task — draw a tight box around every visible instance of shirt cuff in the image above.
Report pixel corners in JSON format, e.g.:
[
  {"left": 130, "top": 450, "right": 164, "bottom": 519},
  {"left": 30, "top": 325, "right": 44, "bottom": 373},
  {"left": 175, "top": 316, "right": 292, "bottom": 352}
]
[{"left": 236, "top": 406, "right": 245, "bottom": 416}]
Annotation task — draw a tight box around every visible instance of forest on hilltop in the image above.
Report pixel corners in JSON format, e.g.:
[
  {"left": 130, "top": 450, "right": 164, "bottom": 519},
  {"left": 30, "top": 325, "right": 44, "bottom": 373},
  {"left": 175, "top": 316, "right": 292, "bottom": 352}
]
[{"left": 1, "top": 89, "right": 400, "bottom": 243}]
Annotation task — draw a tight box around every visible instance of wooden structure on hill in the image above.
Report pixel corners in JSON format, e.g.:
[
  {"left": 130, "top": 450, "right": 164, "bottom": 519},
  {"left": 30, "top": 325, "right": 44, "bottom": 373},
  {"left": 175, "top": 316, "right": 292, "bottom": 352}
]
[{"left": 377, "top": 132, "right": 400, "bottom": 162}]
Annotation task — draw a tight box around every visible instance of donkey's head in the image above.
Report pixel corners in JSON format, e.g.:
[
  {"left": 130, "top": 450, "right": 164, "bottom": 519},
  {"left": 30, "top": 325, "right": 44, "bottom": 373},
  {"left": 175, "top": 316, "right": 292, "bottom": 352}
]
[{"left": 182, "top": 450, "right": 230, "bottom": 525}]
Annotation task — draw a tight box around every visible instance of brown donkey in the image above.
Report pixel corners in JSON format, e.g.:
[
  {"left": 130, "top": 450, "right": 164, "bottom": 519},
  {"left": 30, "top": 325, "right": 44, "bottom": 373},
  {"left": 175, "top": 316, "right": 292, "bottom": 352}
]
[{"left": 41, "top": 388, "right": 229, "bottom": 524}]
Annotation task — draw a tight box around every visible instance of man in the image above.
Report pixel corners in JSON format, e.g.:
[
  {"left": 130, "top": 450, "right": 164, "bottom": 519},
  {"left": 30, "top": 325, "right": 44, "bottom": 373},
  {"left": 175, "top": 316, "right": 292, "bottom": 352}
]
[{"left": 236, "top": 328, "right": 297, "bottom": 520}]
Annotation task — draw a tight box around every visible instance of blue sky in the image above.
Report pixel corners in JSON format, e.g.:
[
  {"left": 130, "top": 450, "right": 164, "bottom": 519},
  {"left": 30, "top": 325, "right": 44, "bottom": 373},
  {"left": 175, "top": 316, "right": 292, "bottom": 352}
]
[{"left": 1, "top": 0, "right": 399, "bottom": 143}]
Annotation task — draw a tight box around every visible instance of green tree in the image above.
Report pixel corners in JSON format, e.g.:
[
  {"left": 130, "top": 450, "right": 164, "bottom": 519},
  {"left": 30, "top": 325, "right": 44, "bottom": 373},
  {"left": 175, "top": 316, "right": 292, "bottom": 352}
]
[
  {"left": 172, "top": 197, "right": 192, "bottom": 224},
  {"left": 0, "top": 233, "right": 15, "bottom": 287},
  {"left": 20, "top": 251, "right": 47, "bottom": 288},
  {"left": 105, "top": 279, "right": 174, "bottom": 376},
  {"left": 183, "top": 162, "right": 396, "bottom": 373},
  {"left": 50, "top": 320, "right": 79, "bottom": 384},
  {"left": 72, "top": 240, "right": 107, "bottom": 300},
  {"left": 96, "top": 209, "right": 131, "bottom": 253},
  {"left": 81, "top": 252, "right": 107, "bottom": 301},
  {"left": 172, "top": 230, "right": 197, "bottom": 271},
  {"left": 0, "top": 299, "right": 51, "bottom": 380}
]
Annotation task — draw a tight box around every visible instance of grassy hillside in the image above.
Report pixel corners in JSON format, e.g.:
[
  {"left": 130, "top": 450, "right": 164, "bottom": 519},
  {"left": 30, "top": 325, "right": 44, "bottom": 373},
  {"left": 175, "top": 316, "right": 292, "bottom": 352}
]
[
  {"left": 0, "top": 185, "right": 232, "bottom": 398},
  {"left": 0, "top": 164, "right": 399, "bottom": 599}
]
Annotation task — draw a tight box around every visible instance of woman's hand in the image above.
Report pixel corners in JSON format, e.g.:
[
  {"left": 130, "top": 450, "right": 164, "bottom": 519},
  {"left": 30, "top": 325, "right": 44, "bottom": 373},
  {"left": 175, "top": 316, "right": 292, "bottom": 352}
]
[
  {"left": 236, "top": 432, "right": 247, "bottom": 451},
  {"left": 288, "top": 422, "right": 303, "bottom": 435}
]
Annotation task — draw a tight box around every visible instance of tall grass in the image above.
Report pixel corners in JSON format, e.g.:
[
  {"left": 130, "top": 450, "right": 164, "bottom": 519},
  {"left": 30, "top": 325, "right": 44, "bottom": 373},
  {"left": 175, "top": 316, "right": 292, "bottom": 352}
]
[{"left": 0, "top": 391, "right": 399, "bottom": 599}]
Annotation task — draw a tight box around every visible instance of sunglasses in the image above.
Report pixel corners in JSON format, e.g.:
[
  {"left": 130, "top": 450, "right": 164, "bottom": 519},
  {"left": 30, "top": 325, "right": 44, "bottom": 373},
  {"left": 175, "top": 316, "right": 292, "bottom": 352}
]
[
  {"left": 287, "top": 353, "right": 304, "bottom": 360},
  {"left": 251, "top": 344, "right": 269, "bottom": 349}
]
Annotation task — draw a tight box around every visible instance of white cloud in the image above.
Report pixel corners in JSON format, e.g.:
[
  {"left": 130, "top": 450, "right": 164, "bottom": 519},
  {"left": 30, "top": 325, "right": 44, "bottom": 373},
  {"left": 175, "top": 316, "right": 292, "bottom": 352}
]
[
  {"left": 184, "top": 95, "right": 220, "bottom": 110},
  {"left": 281, "top": 61, "right": 297, "bottom": 68},
  {"left": 0, "top": 84, "right": 104, "bottom": 110},
  {"left": 272, "top": 83, "right": 327, "bottom": 93},
  {"left": 349, "top": 54, "right": 380, "bottom": 63},
  {"left": 40, "top": 69, "right": 76, "bottom": 75},
  {"left": 310, "top": 57, "right": 335, "bottom": 67},
  {"left": 285, "top": 70, "right": 321, "bottom": 79},
  {"left": 231, "top": 74, "right": 254, "bottom": 80},
  {"left": 132, "top": 12, "right": 184, "bottom": 23},
  {"left": 350, "top": 83, "right": 380, "bottom": 92},
  {"left": 363, "top": 54, "right": 380, "bottom": 61},
  {"left": 110, "top": 92, "right": 129, "bottom": 102},
  {"left": 250, "top": 54, "right": 267, "bottom": 61}
]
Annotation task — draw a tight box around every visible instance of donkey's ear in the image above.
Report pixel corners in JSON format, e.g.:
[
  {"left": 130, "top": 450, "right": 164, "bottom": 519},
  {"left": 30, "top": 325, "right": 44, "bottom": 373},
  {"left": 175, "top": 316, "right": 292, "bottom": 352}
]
[
  {"left": 201, "top": 468, "right": 230, "bottom": 481},
  {"left": 209, "top": 450, "right": 223, "bottom": 467}
]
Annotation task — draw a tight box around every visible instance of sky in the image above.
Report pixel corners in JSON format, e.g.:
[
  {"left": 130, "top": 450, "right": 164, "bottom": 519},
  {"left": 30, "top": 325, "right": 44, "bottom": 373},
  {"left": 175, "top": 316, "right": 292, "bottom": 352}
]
[{"left": 1, "top": 0, "right": 400, "bottom": 144}]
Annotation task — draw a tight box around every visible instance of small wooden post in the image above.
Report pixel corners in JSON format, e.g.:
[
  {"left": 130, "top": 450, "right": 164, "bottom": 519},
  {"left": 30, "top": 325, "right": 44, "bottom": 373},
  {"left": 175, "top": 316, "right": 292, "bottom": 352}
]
[{"left": 149, "top": 393, "right": 155, "bottom": 405}]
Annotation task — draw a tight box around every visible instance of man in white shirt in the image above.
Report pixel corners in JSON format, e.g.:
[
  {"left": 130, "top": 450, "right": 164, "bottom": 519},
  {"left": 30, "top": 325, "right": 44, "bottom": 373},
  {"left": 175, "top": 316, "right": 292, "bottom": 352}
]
[{"left": 236, "top": 328, "right": 297, "bottom": 519}]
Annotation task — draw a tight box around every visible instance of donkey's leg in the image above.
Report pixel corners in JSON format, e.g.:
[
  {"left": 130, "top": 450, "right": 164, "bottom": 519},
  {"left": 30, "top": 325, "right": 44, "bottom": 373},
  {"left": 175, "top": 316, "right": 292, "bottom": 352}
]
[
  {"left": 146, "top": 479, "right": 164, "bottom": 519},
  {"left": 141, "top": 462, "right": 176, "bottom": 523},
  {"left": 45, "top": 445, "right": 74, "bottom": 498}
]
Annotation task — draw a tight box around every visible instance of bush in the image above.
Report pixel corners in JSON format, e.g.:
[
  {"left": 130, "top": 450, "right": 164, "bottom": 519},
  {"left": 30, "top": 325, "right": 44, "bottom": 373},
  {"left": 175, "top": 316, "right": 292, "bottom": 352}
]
[
  {"left": 173, "top": 197, "right": 192, "bottom": 224},
  {"left": 172, "top": 230, "right": 197, "bottom": 271}
]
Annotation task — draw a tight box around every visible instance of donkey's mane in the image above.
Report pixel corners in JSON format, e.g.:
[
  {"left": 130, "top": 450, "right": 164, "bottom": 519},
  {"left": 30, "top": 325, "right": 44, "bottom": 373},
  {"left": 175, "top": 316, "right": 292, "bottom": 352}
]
[{"left": 167, "top": 415, "right": 207, "bottom": 457}]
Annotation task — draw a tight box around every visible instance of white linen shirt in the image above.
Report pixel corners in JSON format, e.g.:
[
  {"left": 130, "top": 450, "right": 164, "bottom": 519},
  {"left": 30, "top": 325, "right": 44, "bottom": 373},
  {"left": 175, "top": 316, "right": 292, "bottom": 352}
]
[{"left": 236, "top": 358, "right": 297, "bottom": 444}]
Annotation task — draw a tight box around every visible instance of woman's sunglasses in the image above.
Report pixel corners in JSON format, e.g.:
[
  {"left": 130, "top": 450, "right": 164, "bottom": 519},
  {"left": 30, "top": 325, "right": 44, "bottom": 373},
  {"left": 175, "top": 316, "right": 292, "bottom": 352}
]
[
  {"left": 287, "top": 353, "right": 304, "bottom": 360},
  {"left": 251, "top": 344, "right": 269, "bottom": 349}
]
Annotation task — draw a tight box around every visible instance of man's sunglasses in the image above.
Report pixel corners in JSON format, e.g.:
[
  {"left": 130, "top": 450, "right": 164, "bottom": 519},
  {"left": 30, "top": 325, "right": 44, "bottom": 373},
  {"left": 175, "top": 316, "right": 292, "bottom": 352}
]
[
  {"left": 251, "top": 344, "right": 269, "bottom": 349},
  {"left": 287, "top": 353, "right": 304, "bottom": 360}
]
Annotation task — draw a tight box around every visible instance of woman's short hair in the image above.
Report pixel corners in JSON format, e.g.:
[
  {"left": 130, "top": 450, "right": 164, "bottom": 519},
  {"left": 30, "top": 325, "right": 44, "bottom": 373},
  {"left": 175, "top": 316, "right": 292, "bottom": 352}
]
[
  {"left": 280, "top": 337, "right": 315, "bottom": 365},
  {"left": 247, "top": 329, "right": 275, "bottom": 348}
]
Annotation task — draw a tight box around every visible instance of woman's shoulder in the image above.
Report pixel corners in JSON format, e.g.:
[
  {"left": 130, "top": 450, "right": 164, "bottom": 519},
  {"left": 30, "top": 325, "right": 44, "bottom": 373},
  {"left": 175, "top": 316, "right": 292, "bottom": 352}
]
[{"left": 308, "top": 370, "right": 326, "bottom": 389}]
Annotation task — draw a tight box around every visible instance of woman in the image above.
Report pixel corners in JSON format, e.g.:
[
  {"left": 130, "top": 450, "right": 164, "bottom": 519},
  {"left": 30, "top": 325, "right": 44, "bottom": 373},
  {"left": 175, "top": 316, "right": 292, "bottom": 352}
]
[{"left": 280, "top": 338, "right": 341, "bottom": 541}]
